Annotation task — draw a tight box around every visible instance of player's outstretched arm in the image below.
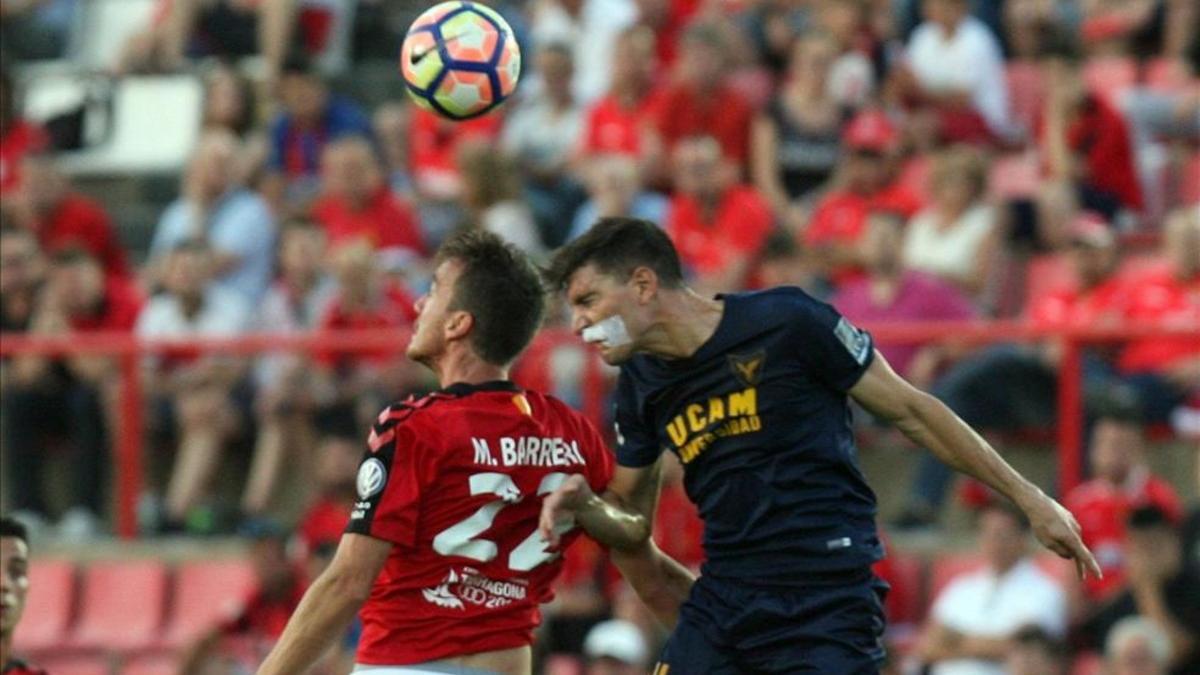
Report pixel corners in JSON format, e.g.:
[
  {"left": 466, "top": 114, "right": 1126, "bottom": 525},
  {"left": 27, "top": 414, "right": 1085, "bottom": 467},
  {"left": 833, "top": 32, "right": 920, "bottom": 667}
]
[
  {"left": 610, "top": 541, "right": 696, "bottom": 629},
  {"left": 540, "top": 461, "right": 664, "bottom": 551},
  {"left": 848, "top": 350, "right": 1102, "bottom": 580},
  {"left": 256, "top": 534, "right": 390, "bottom": 675}
]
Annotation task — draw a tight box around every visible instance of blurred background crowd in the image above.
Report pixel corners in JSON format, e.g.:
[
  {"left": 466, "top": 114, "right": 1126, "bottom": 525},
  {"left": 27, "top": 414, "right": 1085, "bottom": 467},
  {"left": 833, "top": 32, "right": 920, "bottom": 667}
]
[{"left": 0, "top": 0, "right": 1198, "bottom": 673}]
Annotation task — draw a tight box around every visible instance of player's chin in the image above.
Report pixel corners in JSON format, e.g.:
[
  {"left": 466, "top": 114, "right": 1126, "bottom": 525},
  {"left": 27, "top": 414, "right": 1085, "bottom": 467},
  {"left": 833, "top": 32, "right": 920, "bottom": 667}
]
[{"left": 596, "top": 343, "right": 634, "bottom": 365}]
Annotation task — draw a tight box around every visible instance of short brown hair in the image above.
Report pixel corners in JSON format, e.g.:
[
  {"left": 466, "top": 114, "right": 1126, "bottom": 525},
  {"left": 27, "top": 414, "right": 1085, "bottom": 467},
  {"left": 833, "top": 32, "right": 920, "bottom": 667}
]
[
  {"left": 437, "top": 230, "right": 546, "bottom": 366},
  {"left": 545, "top": 217, "right": 685, "bottom": 291}
]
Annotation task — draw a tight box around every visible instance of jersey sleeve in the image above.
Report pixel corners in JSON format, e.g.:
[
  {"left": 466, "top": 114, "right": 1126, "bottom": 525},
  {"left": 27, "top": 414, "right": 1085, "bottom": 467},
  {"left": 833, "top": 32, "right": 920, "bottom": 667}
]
[
  {"left": 789, "top": 290, "right": 875, "bottom": 393},
  {"left": 613, "top": 369, "right": 661, "bottom": 468},
  {"left": 345, "top": 413, "right": 424, "bottom": 547}
]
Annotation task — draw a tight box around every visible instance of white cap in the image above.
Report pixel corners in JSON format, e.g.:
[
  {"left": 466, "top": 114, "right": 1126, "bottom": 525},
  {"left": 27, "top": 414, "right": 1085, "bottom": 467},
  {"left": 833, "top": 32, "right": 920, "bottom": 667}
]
[{"left": 583, "top": 620, "right": 649, "bottom": 665}]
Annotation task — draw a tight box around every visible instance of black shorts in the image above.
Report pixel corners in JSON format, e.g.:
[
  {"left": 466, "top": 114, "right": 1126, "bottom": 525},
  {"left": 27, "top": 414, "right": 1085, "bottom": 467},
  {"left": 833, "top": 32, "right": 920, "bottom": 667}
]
[{"left": 655, "top": 571, "right": 888, "bottom": 674}]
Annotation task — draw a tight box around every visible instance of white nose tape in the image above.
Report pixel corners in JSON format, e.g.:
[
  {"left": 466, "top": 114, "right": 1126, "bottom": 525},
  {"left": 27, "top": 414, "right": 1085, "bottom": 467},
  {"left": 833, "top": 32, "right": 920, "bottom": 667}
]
[{"left": 581, "top": 314, "right": 632, "bottom": 348}]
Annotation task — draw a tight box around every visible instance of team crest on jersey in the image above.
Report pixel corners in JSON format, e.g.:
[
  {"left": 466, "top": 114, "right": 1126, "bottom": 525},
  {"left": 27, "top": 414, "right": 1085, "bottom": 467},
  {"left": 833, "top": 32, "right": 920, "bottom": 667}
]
[
  {"left": 728, "top": 350, "right": 766, "bottom": 386},
  {"left": 357, "top": 458, "right": 387, "bottom": 499}
]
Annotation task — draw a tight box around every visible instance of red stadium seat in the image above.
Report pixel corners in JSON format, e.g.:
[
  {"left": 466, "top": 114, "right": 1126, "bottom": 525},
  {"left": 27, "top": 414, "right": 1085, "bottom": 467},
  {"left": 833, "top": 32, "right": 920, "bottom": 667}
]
[
  {"left": 67, "top": 560, "right": 168, "bottom": 652},
  {"left": 1082, "top": 56, "right": 1137, "bottom": 105},
  {"left": 13, "top": 559, "right": 76, "bottom": 652},
  {"left": 121, "top": 652, "right": 180, "bottom": 675},
  {"left": 159, "top": 559, "right": 256, "bottom": 649},
  {"left": 36, "top": 654, "right": 111, "bottom": 675},
  {"left": 926, "top": 553, "right": 985, "bottom": 611},
  {"left": 880, "top": 553, "right": 925, "bottom": 626}
]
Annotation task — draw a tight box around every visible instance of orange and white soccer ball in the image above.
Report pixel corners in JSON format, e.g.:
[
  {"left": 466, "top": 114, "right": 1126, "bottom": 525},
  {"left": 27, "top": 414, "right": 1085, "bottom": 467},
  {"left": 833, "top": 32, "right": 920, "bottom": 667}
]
[{"left": 399, "top": 1, "right": 522, "bottom": 120}]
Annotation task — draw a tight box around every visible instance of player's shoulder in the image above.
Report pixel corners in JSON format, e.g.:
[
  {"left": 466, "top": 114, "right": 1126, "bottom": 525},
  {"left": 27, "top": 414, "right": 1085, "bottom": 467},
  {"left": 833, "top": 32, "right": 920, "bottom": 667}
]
[{"left": 725, "top": 286, "right": 833, "bottom": 323}]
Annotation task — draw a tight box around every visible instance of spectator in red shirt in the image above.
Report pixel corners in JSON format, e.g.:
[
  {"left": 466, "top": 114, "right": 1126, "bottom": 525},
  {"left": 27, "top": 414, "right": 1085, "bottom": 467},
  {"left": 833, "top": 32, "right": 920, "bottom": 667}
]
[
  {"left": 295, "top": 433, "right": 359, "bottom": 561},
  {"left": 664, "top": 135, "right": 774, "bottom": 293},
  {"left": 579, "top": 25, "right": 665, "bottom": 165},
  {"left": 636, "top": 0, "right": 700, "bottom": 68},
  {"left": 1037, "top": 34, "right": 1144, "bottom": 241},
  {"left": 9, "top": 154, "right": 130, "bottom": 280},
  {"left": 647, "top": 21, "right": 754, "bottom": 174},
  {"left": 893, "top": 215, "right": 1128, "bottom": 531},
  {"left": 311, "top": 135, "right": 425, "bottom": 260},
  {"left": 1066, "top": 401, "right": 1184, "bottom": 604},
  {"left": 312, "top": 242, "right": 420, "bottom": 435},
  {"left": 1, "top": 247, "right": 143, "bottom": 539},
  {"left": 1113, "top": 208, "right": 1200, "bottom": 424},
  {"left": 0, "top": 66, "right": 49, "bottom": 202},
  {"left": 803, "top": 110, "right": 923, "bottom": 287}
]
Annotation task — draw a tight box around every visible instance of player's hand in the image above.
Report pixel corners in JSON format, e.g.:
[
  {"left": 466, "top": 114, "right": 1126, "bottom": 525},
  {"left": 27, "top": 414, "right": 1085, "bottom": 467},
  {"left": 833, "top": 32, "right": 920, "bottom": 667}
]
[
  {"left": 539, "top": 474, "right": 594, "bottom": 549},
  {"left": 1026, "top": 494, "right": 1102, "bottom": 580}
]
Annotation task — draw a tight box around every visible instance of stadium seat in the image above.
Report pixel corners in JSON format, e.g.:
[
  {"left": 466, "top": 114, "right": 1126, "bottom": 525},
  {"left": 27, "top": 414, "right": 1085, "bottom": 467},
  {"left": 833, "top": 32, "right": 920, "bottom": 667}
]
[
  {"left": 121, "top": 652, "right": 180, "bottom": 675},
  {"left": 926, "top": 553, "right": 986, "bottom": 610},
  {"left": 72, "top": 0, "right": 158, "bottom": 72},
  {"left": 36, "top": 654, "right": 111, "bottom": 675},
  {"left": 881, "top": 553, "right": 925, "bottom": 627},
  {"left": 67, "top": 560, "right": 168, "bottom": 652},
  {"left": 12, "top": 559, "right": 76, "bottom": 653},
  {"left": 1082, "top": 56, "right": 1137, "bottom": 105},
  {"left": 57, "top": 75, "right": 203, "bottom": 176},
  {"left": 159, "top": 559, "right": 257, "bottom": 648}
]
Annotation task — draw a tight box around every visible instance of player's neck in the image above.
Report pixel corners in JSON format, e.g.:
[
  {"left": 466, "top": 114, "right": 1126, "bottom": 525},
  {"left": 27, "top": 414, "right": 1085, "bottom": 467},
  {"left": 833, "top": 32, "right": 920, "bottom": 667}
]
[
  {"left": 641, "top": 289, "right": 725, "bottom": 360},
  {"left": 433, "top": 347, "right": 509, "bottom": 389}
]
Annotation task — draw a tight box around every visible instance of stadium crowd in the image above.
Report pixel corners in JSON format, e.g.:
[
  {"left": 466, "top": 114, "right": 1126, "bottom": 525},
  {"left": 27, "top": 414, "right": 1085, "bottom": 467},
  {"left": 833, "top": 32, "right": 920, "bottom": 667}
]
[{"left": 1, "top": 0, "right": 1198, "bottom": 673}]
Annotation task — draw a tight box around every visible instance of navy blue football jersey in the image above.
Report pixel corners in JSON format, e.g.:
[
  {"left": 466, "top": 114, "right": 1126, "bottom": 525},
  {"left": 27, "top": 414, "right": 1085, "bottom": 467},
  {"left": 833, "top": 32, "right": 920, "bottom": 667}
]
[{"left": 615, "top": 287, "right": 883, "bottom": 582}]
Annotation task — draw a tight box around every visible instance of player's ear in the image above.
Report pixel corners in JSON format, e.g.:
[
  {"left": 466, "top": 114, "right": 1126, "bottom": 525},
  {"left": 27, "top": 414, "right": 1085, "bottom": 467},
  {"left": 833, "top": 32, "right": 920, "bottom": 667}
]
[
  {"left": 444, "top": 309, "right": 474, "bottom": 341},
  {"left": 629, "top": 266, "right": 658, "bottom": 304}
]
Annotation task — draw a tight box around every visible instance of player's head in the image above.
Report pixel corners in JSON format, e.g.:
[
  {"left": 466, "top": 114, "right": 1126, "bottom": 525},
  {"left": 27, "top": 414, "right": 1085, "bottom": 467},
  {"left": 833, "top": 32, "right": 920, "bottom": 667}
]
[
  {"left": 1089, "top": 390, "right": 1144, "bottom": 486},
  {"left": 1, "top": 516, "right": 31, "bottom": 641},
  {"left": 1125, "top": 505, "right": 1181, "bottom": 580},
  {"left": 976, "top": 499, "right": 1030, "bottom": 574},
  {"left": 860, "top": 211, "right": 906, "bottom": 276},
  {"left": 1067, "top": 212, "right": 1117, "bottom": 288},
  {"left": 1005, "top": 625, "right": 1066, "bottom": 675},
  {"left": 48, "top": 247, "right": 105, "bottom": 316},
  {"left": 1106, "top": 616, "right": 1171, "bottom": 675},
  {"left": 407, "top": 230, "right": 546, "bottom": 371},
  {"left": 546, "top": 217, "right": 686, "bottom": 364},
  {"left": 1164, "top": 207, "right": 1199, "bottom": 278}
]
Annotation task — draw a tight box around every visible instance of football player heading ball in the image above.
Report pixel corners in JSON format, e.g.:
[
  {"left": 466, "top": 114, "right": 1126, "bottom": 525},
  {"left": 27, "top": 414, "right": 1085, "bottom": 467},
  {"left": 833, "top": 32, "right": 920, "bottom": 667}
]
[
  {"left": 258, "top": 231, "right": 615, "bottom": 674},
  {"left": 540, "top": 218, "right": 1101, "bottom": 674}
]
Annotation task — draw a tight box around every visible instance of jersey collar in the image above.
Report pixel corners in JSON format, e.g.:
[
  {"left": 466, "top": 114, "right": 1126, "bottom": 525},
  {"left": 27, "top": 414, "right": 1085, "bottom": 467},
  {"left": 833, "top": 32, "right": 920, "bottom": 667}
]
[{"left": 440, "top": 380, "right": 521, "bottom": 397}]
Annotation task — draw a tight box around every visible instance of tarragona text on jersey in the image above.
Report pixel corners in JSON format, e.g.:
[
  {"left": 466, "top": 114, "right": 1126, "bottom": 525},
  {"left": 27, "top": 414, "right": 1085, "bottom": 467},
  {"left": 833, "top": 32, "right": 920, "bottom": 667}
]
[{"left": 346, "top": 381, "right": 613, "bottom": 666}]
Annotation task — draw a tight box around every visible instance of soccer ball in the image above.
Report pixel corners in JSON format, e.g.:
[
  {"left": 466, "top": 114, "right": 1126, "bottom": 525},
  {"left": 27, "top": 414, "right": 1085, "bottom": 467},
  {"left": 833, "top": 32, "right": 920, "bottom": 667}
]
[{"left": 400, "top": 1, "right": 521, "bottom": 120}]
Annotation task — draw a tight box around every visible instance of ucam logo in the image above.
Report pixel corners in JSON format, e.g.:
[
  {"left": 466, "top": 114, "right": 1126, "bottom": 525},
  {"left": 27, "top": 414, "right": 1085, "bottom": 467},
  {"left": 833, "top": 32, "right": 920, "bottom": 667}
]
[{"left": 357, "top": 458, "right": 387, "bottom": 499}]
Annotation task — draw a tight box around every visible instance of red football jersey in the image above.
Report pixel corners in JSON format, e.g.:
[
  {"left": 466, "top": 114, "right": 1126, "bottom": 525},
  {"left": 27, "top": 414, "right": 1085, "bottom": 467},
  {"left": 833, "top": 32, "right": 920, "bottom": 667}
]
[{"left": 346, "top": 381, "right": 614, "bottom": 665}]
